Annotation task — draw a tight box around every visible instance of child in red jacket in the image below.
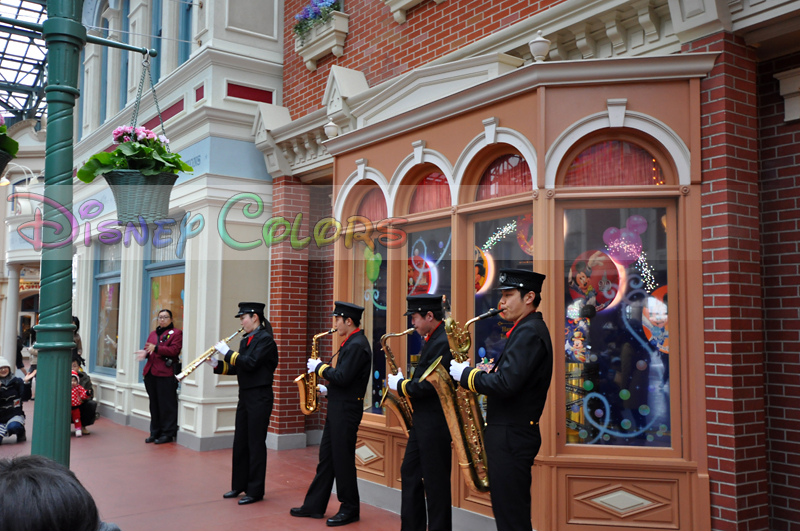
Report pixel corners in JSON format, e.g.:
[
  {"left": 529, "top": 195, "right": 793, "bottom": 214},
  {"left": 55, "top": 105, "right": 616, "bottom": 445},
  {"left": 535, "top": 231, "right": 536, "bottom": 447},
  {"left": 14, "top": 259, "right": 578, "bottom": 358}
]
[{"left": 70, "top": 371, "right": 90, "bottom": 437}]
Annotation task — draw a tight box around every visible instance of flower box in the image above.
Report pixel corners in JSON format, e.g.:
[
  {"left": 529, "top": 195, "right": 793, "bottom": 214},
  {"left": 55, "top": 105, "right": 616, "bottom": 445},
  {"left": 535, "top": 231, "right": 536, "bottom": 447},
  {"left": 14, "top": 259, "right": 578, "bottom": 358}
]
[{"left": 294, "top": 11, "right": 349, "bottom": 71}]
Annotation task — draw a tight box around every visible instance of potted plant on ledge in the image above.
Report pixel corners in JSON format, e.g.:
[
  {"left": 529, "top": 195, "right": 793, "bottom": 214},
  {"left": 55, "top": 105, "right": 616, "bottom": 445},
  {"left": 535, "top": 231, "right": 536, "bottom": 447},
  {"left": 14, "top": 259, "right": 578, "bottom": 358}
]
[
  {"left": 0, "top": 114, "right": 20, "bottom": 176},
  {"left": 293, "top": 0, "right": 349, "bottom": 71},
  {"left": 77, "top": 126, "right": 193, "bottom": 223}
]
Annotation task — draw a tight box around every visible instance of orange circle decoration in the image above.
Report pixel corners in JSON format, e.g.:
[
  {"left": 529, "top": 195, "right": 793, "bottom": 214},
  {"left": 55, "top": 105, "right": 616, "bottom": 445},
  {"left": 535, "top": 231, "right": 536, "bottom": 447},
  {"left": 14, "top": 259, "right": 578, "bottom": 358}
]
[
  {"left": 474, "top": 246, "right": 490, "bottom": 293},
  {"left": 516, "top": 214, "right": 534, "bottom": 256}
]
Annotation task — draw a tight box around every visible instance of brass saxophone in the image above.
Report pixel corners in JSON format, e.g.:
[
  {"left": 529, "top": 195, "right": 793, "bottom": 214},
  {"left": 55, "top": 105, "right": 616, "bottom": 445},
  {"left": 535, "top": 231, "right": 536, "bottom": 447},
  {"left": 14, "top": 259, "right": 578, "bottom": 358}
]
[
  {"left": 295, "top": 328, "right": 336, "bottom": 415},
  {"left": 379, "top": 328, "right": 415, "bottom": 436},
  {"left": 175, "top": 328, "right": 243, "bottom": 381},
  {"left": 420, "top": 298, "right": 501, "bottom": 493}
]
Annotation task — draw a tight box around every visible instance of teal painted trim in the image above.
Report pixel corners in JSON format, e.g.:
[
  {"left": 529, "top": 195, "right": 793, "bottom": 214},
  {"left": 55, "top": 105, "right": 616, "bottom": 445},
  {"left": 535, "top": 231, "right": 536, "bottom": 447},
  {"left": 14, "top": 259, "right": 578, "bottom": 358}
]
[
  {"left": 151, "top": 0, "right": 162, "bottom": 83},
  {"left": 119, "top": 0, "right": 129, "bottom": 110},
  {"left": 99, "top": 19, "right": 109, "bottom": 124},
  {"left": 178, "top": 3, "right": 192, "bottom": 65}
]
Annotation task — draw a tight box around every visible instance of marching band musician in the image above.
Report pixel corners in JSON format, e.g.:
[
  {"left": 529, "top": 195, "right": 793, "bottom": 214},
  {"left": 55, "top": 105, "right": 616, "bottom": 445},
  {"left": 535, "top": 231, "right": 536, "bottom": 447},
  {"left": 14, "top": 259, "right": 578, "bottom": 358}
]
[
  {"left": 388, "top": 294, "right": 453, "bottom": 531},
  {"left": 291, "top": 302, "right": 371, "bottom": 527},
  {"left": 449, "top": 269, "right": 553, "bottom": 531},
  {"left": 205, "top": 302, "right": 278, "bottom": 506}
]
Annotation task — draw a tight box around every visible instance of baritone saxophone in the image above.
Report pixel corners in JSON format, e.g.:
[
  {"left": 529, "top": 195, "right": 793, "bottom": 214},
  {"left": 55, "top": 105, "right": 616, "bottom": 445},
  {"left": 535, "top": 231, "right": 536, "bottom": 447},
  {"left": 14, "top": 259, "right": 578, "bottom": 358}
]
[
  {"left": 420, "top": 297, "right": 500, "bottom": 493},
  {"left": 379, "top": 328, "right": 415, "bottom": 436},
  {"left": 295, "top": 328, "right": 336, "bottom": 415}
]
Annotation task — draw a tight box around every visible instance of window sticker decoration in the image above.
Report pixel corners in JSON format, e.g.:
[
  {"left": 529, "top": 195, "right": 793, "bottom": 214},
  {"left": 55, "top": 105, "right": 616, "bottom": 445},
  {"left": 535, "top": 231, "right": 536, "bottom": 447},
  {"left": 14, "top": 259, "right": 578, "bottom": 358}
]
[{"left": 516, "top": 213, "right": 534, "bottom": 256}]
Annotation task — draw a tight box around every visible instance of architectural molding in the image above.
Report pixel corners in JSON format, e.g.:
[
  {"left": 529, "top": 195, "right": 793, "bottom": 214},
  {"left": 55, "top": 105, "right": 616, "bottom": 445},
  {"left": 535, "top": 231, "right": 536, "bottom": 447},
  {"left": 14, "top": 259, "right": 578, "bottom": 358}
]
[
  {"left": 388, "top": 146, "right": 456, "bottom": 215},
  {"left": 334, "top": 165, "right": 391, "bottom": 220},
  {"left": 324, "top": 53, "right": 717, "bottom": 157},
  {"left": 543, "top": 109, "right": 691, "bottom": 188},
  {"left": 775, "top": 66, "right": 800, "bottom": 122},
  {"left": 453, "top": 126, "right": 539, "bottom": 193},
  {"left": 383, "top": 0, "right": 447, "bottom": 24},
  {"left": 352, "top": 53, "right": 524, "bottom": 129}
]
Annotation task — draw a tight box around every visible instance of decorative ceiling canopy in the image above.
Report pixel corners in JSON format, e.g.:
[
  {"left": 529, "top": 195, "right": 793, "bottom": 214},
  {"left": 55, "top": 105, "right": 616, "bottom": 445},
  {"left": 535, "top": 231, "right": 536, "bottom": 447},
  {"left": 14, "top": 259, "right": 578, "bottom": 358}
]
[{"left": 0, "top": 1, "right": 48, "bottom": 125}]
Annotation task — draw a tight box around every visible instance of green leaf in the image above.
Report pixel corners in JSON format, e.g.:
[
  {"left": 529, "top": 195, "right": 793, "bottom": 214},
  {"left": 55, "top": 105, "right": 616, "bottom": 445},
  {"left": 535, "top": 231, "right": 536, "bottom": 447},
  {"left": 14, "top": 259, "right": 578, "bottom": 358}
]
[
  {"left": 76, "top": 152, "right": 116, "bottom": 183},
  {"left": 0, "top": 134, "right": 19, "bottom": 158}
]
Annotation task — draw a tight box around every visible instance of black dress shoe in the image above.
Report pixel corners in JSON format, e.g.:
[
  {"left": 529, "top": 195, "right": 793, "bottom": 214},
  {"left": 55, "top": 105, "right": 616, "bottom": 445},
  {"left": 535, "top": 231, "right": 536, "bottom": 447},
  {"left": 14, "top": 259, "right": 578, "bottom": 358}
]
[
  {"left": 16, "top": 433, "right": 26, "bottom": 443},
  {"left": 290, "top": 507, "right": 324, "bottom": 519},
  {"left": 223, "top": 490, "right": 242, "bottom": 499},
  {"left": 326, "top": 512, "right": 359, "bottom": 527},
  {"left": 238, "top": 496, "right": 262, "bottom": 505},
  {"left": 145, "top": 436, "right": 157, "bottom": 443},
  {"left": 154, "top": 435, "right": 174, "bottom": 444}
]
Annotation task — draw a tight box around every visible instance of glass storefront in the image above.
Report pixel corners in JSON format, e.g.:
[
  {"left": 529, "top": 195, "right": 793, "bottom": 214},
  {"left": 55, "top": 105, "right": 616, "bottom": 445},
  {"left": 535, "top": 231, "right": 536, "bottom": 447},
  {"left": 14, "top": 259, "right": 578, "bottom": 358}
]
[{"left": 563, "top": 207, "right": 671, "bottom": 447}]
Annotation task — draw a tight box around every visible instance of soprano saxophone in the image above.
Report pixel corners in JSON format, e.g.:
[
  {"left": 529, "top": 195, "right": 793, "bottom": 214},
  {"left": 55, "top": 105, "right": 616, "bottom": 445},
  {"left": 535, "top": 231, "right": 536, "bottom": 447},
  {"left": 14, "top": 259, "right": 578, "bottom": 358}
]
[
  {"left": 379, "top": 328, "right": 415, "bottom": 436},
  {"left": 175, "top": 328, "right": 243, "bottom": 381},
  {"left": 420, "top": 297, "right": 501, "bottom": 493},
  {"left": 295, "top": 328, "right": 336, "bottom": 415}
]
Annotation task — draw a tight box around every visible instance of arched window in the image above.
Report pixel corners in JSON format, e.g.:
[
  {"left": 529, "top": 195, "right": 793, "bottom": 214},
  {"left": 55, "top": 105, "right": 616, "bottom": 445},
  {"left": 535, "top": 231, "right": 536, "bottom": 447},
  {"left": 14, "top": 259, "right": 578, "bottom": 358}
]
[
  {"left": 409, "top": 172, "right": 449, "bottom": 214},
  {"left": 475, "top": 154, "right": 532, "bottom": 201},
  {"left": 356, "top": 188, "right": 387, "bottom": 220},
  {"left": 563, "top": 140, "right": 665, "bottom": 187}
]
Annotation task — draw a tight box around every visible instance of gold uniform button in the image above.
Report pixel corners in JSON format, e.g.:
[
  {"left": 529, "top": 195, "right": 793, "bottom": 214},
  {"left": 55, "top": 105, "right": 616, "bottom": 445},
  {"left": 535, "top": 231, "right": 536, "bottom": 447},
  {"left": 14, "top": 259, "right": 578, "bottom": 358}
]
[{"left": 530, "top": 421, "right": 534, "bottom": 425}]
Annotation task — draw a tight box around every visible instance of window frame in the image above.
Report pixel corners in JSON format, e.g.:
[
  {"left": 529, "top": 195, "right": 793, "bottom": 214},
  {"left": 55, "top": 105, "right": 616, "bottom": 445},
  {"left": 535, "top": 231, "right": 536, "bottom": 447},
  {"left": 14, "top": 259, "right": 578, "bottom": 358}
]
[
  {"left": 554, "top": 198, "right": 682, "bottom": 459},
  {"left": 90, "top": 252, "right": 122, "bottom": 376}
]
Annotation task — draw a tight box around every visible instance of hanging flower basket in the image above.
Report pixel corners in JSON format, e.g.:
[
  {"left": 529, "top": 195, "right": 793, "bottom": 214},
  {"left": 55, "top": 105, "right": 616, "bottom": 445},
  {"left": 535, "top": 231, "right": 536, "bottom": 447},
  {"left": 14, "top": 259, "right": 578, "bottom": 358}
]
[
  {"left": 103, "top": 170, "right": 179, "bottom": 224},
  {"left": 0, "top": 114, "right": 20, "bottom": 176},
  {"left": 76, "top": 56, "right": 192, "bottom": 224},
  {"left": 77, "top": 126, "right": 193, "bottom": 224}
]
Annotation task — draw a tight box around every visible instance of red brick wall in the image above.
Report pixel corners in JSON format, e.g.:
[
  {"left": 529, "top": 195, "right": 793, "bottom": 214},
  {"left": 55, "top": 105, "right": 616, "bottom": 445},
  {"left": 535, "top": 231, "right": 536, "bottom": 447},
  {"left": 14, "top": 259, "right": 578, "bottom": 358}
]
[
  {"left": 283, "top": 0, "right": 566, "bottom": 118},
  {"left": 683, "top": 33, "right": 770, "bottom": 531},
  {"left": 305, "top": 184, "right": 336, "bottom": 431},
  {"left": 757, "top": 50, "right": 800, "bottom": 531},
  {"left": 269, "top": 176, "right": 311, "bottom": 435}
]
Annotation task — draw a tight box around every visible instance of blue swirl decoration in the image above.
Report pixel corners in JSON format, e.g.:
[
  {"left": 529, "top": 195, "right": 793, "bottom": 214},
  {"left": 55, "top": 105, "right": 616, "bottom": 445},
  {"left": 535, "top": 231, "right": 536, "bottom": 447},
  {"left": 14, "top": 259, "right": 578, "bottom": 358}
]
[{"left": 364, "top": 288, "right": 387, "bottom": 310}]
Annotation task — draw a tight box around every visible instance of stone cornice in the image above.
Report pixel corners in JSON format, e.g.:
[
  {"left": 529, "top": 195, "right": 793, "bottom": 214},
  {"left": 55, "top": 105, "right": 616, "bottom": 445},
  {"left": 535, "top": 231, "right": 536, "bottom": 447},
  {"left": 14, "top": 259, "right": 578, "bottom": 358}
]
[{"left": 324, "top": 53, "right": 718, "bottom": 157}]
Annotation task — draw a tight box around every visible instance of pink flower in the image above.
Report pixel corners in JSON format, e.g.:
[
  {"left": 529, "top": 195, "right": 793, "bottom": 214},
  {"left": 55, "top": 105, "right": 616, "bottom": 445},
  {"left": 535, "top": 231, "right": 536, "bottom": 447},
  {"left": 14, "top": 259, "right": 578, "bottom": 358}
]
[
  {"left": 158, "top": 134, "right": 169, "bottom": 144},
  {"left": 0, "top": 114, "right": 5, "bottom": 126},
  {"left": 135, "top": 127, "right": 147, "bottom": 141}
]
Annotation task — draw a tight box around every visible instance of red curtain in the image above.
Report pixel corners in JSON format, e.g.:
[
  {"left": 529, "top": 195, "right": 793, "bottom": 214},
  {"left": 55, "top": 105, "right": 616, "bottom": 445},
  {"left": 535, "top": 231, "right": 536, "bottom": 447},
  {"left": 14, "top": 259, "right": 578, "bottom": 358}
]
[
  {"left": 357, "top": 188, "right": 387, "bottom": 221},
  {"left": 409, "top": 172, "right": 450, "bottom": 214},
  {"left": 563, "top": 140, "right": 665, "bottom": 187},
  {"left": 475, "top": 154, "right": 532, "bottom": 201}
]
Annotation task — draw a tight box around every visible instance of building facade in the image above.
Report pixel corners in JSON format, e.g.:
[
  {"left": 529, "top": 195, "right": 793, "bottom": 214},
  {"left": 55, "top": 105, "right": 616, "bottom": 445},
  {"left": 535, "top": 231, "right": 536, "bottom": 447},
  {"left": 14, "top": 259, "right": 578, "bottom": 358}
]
[{"left": 1, "top": 0, "right": 799, "bottom": 529}]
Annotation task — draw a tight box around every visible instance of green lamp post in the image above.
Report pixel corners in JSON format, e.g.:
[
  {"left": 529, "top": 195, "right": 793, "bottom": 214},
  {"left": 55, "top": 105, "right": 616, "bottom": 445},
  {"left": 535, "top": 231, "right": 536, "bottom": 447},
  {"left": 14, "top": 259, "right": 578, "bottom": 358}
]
[{"left": 0, "top": 1, "right": 155, "bottom": 466}]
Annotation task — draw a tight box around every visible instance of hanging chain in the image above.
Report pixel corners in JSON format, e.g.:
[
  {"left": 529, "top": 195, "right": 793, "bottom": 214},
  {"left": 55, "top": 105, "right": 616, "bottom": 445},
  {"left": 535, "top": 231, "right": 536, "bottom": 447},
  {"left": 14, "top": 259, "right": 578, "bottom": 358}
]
[{"left": 129, "top": 54, "right": 171, "bottom": 153}]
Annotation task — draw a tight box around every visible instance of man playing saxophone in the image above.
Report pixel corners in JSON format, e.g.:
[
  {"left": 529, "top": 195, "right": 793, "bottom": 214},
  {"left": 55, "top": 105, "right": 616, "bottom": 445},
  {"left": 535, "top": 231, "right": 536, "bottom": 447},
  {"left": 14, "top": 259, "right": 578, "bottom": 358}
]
[
  {"left": 205, "top": 302, "right": 278, "bottom": 506},
  {"left": 291, "top": 301, "right": 371, "bottom": 527},
  {"left": 449, "top": 269, "right": 553, "bottom": 531},
  {"left": 388, "top": 294, "right": 453, "bottom": 531}
]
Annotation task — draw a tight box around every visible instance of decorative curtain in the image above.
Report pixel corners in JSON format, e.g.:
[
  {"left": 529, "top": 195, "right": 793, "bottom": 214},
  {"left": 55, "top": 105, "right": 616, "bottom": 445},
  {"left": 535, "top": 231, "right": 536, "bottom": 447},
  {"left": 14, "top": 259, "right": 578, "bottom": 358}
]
[
  {"left": 409, "top": 172, "right": 450, "bottom": 214},
  {"left": 563, "top": 140, "right": 665, "bottom": 187},
  {"left": 476, "top": 154, "right": 532, "bottom": 202},
  {"left": 357, "top": 188, "right": 388, "bottom": 220}
]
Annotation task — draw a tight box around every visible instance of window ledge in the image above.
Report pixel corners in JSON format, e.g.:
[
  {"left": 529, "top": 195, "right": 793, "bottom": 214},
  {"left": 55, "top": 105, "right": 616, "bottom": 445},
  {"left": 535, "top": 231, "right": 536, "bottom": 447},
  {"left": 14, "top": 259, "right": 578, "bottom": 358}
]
[
  {"left": 294, "top": 11, "right": 349, "bottom": 72},
  {"left": 775, "top": 67, "right": 800, "bottom": 122}
]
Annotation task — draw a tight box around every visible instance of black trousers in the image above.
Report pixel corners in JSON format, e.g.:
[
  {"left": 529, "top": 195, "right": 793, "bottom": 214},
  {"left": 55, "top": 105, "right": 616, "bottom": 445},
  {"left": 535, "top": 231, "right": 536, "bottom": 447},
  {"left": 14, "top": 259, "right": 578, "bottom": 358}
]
[
  {"left": 231, "top": 386, "right": 273, "bottom": 499},
  {"left": 79, "top": 400, "right": 97, "bottom": 428},
  {"left": 485, "top": 424, "right": 541, "bottom": 531},
  {"left": 302, "top": 400, "right": 364, "bottom": 516},
  {"left": 400, "top": 421, "right": 452, "bottom": 531},
  {"left": 144, "top": 372, "right": 178, "bottom": 438}
]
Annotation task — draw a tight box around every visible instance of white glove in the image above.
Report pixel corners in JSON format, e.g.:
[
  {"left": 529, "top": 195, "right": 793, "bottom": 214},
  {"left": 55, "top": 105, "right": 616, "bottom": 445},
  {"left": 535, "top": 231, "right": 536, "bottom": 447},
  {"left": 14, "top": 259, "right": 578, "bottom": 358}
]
[
  {"left": 317, "top": 384, "right": 328, "bottom": 397},
  {"left": 387, "top": 369, "right": 404, "bottom": 391},
  {"left": 449, "top": 360, "right": 471, "bottom": 381},
  {"left": 215, "top": 341, "right": 230, "bottom": 356},
  {"left": 204, "top": 357, "right": 219, "bottom": 369},
  {"left": 307, "top": 358, "right": 322, "bottom": 373}
]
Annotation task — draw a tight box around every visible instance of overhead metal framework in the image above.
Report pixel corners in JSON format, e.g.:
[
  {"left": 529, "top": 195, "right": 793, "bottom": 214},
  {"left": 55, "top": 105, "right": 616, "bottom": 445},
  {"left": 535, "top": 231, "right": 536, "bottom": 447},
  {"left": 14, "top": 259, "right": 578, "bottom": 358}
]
[{"left": 0, "top": 0, "right": 48, "bottom": 123}]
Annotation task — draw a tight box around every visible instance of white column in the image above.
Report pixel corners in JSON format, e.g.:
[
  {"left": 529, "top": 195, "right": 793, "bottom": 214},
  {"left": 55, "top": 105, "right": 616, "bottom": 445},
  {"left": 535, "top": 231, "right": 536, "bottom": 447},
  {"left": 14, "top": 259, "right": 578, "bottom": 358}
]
[{"left": 2, "top": 264, "right": 21, "bottom": 365}]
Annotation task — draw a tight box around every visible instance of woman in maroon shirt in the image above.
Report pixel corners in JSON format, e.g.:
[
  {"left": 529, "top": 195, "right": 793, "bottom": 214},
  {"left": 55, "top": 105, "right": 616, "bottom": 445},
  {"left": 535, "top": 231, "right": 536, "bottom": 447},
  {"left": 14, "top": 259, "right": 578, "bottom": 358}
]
[{"left": 139, "top": 309, "right": 183, "bottom": 444}]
